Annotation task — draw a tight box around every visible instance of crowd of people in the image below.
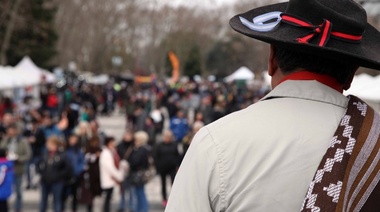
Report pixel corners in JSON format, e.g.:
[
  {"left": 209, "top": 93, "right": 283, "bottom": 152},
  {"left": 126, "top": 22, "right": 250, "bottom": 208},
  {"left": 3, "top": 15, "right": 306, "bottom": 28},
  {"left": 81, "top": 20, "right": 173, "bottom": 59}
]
[{"left": 0, "top": 76, "right": 269, "bottom": 212}]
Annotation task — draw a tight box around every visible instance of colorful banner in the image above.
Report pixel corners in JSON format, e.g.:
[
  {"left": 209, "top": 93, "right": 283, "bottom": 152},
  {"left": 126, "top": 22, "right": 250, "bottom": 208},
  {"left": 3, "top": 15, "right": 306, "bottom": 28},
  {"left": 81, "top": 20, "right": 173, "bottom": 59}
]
[{"left": 135, "top": 74, "right": 155, "bottom": 84}]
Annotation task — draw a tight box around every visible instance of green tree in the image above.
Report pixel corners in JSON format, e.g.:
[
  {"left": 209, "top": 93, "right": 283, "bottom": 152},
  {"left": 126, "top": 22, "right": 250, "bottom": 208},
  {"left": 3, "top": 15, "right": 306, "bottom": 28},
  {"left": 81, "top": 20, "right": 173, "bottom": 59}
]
[
  {"left": 184, "top": 45, "right": 202, "bottom": 78},
  {"left": 206, "top": 35, "right": 268, "bottom": 78},
  {"left": 5, "top": 0, "right": 58, "bottom": 68}
]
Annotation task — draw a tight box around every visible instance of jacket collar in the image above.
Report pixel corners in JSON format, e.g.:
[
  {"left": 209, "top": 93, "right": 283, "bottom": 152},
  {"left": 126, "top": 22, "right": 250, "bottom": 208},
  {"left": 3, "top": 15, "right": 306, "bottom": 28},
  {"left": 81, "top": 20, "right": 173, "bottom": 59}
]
[{"left": 261, "top": 80, "right": 348, "bottom": 109}]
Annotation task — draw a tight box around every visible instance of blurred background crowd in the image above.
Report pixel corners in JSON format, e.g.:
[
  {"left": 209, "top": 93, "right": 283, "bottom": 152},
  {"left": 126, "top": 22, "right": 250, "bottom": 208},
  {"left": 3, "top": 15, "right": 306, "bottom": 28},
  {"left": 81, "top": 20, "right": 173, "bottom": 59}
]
[{"left": 0, "top": 72, "right": 271, "bottom": 212}]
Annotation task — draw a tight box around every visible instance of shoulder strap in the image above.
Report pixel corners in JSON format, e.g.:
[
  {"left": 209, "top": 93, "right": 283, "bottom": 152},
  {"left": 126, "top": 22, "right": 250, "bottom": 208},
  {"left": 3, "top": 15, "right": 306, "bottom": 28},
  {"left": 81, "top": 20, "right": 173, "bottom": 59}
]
[{"left": 300, "top": 95, "right": 380, "bottom": 212}]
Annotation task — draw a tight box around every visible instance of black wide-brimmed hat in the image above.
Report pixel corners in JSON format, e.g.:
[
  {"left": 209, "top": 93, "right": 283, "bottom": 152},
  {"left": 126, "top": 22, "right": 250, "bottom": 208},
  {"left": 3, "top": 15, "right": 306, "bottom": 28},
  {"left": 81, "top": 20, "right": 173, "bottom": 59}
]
[{"left": 230, "top": 0, "right": 380, "bottom": 70}]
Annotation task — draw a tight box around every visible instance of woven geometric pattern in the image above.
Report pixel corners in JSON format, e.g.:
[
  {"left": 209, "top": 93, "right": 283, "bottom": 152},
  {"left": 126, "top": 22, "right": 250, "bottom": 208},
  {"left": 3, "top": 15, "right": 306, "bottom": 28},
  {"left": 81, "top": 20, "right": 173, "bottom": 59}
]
[{"left": 300, "top": 97, "right": 367, "bottom": 212}]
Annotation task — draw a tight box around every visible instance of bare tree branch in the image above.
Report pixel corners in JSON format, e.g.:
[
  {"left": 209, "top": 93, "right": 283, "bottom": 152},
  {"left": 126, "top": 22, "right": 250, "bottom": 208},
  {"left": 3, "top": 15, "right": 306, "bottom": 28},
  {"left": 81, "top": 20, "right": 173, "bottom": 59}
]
[{"left": 0, "top": 0, "right": 24, "bottom": 65}]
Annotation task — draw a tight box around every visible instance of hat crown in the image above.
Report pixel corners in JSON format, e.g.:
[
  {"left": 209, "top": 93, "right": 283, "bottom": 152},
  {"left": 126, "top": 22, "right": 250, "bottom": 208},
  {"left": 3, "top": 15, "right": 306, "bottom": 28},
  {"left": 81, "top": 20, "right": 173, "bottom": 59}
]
[{"left": 286, "top": 0, "right": 367, "bottom": 34}]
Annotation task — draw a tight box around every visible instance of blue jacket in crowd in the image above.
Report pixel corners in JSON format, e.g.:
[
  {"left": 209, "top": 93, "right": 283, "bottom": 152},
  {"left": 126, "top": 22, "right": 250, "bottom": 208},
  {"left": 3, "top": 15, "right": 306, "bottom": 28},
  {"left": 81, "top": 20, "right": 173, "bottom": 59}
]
[
  {"left": 0, "top": 158, "right": 13, "bottom": 200},
  {"left": 65, "top": 147, "right": 85, "bottom": 177},
  {"left": 170, "top": 116, "right": 189, "bottom": 142}
]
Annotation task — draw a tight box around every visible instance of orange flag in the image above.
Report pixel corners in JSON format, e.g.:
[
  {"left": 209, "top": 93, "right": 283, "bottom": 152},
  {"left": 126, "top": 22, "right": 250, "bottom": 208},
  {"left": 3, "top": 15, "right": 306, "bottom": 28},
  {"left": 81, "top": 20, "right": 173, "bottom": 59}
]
[{"left": 168, "top": 51, "right": 180, "bottom": 83}]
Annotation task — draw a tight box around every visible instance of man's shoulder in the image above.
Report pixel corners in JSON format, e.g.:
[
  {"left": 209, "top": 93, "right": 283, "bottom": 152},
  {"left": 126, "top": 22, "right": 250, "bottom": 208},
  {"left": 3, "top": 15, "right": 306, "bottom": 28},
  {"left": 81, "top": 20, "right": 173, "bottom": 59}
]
[
  {"left": 206, "top": 101, "right": 270, "bottom": 131},
  {"left": 200, "top": 103, "right": 269, "bottom": 144}
]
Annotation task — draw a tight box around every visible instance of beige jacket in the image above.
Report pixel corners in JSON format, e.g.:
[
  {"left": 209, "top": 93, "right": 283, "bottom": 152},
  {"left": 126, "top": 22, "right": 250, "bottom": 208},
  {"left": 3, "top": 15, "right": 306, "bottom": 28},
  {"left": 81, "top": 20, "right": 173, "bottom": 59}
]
[
  {"left": 0, "top": 136, "right": 31, "bottom": 176},
  {"left": 166, "top": 80, "right": 349, "bottom": 212}
]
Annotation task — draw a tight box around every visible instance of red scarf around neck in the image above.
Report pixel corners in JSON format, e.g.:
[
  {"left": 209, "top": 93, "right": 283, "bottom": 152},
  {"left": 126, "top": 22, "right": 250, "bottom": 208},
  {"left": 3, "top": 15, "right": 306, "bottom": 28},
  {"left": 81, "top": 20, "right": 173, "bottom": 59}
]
[{"left": 279, "top": 70, "right": 343, "bottom": 93}]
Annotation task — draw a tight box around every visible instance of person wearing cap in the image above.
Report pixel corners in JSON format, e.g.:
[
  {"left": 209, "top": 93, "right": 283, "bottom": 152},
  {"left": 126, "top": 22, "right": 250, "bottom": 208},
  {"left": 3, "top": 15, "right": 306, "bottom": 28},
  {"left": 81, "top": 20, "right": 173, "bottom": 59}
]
[{"left": 165, "top": 0, "right": 380, "bottom": 211}]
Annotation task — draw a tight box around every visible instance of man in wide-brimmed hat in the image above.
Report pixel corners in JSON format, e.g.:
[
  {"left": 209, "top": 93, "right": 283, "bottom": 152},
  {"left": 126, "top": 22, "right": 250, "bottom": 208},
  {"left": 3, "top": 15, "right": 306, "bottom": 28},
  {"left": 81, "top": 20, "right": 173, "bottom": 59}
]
[{"left": 165, "top": 0, "right": 380, "bottom": 211}]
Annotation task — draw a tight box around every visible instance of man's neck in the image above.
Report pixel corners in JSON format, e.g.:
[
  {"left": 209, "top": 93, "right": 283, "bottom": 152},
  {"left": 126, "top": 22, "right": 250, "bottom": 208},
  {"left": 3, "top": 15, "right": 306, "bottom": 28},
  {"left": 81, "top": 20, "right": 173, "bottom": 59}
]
[{"left": 278, "top": 70, "right": 343, "bottom": 93}]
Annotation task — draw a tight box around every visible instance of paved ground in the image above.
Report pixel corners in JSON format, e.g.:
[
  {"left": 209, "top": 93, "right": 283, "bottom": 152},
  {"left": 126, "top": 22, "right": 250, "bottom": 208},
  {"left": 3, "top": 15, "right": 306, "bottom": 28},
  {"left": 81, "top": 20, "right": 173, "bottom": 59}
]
[{"left": 9, "top": 112, "right": 167, "bottom": 212}]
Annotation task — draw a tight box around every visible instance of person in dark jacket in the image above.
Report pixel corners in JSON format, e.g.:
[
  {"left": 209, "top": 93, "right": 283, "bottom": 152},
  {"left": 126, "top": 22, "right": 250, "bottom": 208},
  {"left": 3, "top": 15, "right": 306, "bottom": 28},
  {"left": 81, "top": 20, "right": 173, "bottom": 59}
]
[
  {"left": 23, "top": 119, "right": 46, "bottom": 189},
  {"left": 79, "top": 136, "right": 102, "bottom": 212},
  {"left": 127, "top": 131, "right": 150, "bottom": 212},
  {"left": 117, "top": 131, "right": 134, "bottom": 160},
  {"left": 62, "top": 134, "right": 84, "bottom": 212},
  {"left": 117, "top": 131, "right": 134, "bottom": 212},
  {"left": 38, "top": 136, "right": 71, "bottom": 212},
  {"left": 154, "top": 130, "right": 179, "bottom": 206},
  {"left": 143, "top": 117, "right": 156, "bottom": 146}
]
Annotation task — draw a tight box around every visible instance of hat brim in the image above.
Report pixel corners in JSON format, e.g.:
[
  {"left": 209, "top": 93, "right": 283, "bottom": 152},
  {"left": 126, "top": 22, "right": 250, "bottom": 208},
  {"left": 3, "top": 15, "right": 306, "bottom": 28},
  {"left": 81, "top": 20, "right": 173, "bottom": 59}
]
[{"left": 230, "top": 3, "right": 380, "bottom": 70}]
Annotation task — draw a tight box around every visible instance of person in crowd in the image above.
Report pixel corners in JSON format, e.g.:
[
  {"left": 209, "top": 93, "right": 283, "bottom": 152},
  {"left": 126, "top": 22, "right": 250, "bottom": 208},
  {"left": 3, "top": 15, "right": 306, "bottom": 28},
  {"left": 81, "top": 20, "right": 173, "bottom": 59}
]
[
  {"left": 127, "top": 131, "right": 151, "bottom": 212},
  {"left": 41, "top": 112, "right": 67, "bottom": 140},
  {"left": 23, "top": 119, "right": 46, "bottom": 189},
  {"left": 0, "top": 97, "right": 14, "bottom": 120},
  {"left": 165, "top": 95, "right": 180, "bottom": 119},
  {"left": 212, "top": 95, "right": 227, "bottom": 122},
  {"left": 169, "top": 110, "right": 189, "bottom": 143},
  {"left": 0, "top": 124, "right": 31, "bottom": 212},
  {"left": 182, "top": 121, "right": 204, "bottom": 156},
  {"left": 62, "top": 134, "right": 84, "bottom": 212},
  {"left": 143, "top": 117, "right": 156, "bottom": 146},
  {"left": 17, "top": 96, "right": 33, "bottom": 121},
  {"left": 74, "top": 121, "right": 92, "bottom": 148},
  {"left": 0, "top": 149, "right": 14, "bottom": 212},
  {"left": 154, "top": 130, "right": 179, "bottom": 207},
  {"left": 63, "top": 104, "right": 80, "bottom": 139},
  {"left": 117, "top": 130, "right": 135, "bottom": 212},
  {"left": 99, "top": 136, "right": 127, "bottom": 212},
  {"left": 199, "top": 96, "right": 213, "bottom": 125},
  {"left": 80, "top": 136, "right": 102, "bottom": 212},
  {"left": 125, "top": 96, "right": 137, "bottom": 128},
  {"left": 133, "top": 105, "right": 148, "bottom": 131},
  {"left": 89, "top": 120, "right": 106, "bottom": 145},
  {"left": 80, "top": 104, "right": 95, "bottom": 122},
  {"left": 166, "top": 0, "right": 380, "bottom": 211},
  {"left": 38, "top": 136, "right": 71, "bottom": 212},
  {"left": 0, "top": 113, "right": 17, "bottom": 139},
  {"left": 80, "top": 105, "right": 90, "bottom": 122},
  {"left": 193, "top": 111, "right": 205, "bottom": 127},
  {"left": 23, "top": 109, "right": 42, "bottom": 128},
  {"left": 46, "top": 88, "right": 59, "bottom": 118},
  {"left": 78, "top": 85, "right": 98, "bottom": 114},
  {"left": 101, "top": 84, "right": 117, "bottom": 115},
  {"left": 150, "top": 109, "right": 164, "bottom": 138},
  {"left": 117, "top": 131, "right": 135, "bottom": 160}
]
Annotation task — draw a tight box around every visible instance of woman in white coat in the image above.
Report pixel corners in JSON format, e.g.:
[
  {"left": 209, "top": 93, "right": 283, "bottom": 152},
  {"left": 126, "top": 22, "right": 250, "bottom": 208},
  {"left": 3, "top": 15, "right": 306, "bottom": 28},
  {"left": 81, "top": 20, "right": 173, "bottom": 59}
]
[{"left": 99, "top": 136, "right": 128, "bottom": 212}]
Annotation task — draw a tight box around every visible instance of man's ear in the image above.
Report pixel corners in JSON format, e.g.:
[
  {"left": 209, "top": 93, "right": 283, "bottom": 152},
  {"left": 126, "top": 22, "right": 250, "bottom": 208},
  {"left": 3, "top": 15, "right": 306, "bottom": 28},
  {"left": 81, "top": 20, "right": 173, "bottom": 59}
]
[
  {"left": 268, "top": 45, "right": 279, "bottom": 77},
  {"left": 343, "top": 66, "right": 359, "bottom": 90}
]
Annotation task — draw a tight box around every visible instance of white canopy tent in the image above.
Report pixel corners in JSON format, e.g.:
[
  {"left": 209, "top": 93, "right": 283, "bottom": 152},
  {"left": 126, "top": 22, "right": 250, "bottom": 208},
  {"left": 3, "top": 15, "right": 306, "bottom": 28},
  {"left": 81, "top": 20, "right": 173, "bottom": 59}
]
[
  {"left": 87, "top": 74, "right": 110, "bottom": 85},
  {"left": 15, "top": 56, "right": 56, "bottom": 84},
  {"left": 0, "top": 57, "right": 57, "bottom": 105},
  {"left": 225, "top": 66, "right": 255, "bottom": 82},
  {"left": 0, "top": 66, "right": 26, "bottom": 89}
]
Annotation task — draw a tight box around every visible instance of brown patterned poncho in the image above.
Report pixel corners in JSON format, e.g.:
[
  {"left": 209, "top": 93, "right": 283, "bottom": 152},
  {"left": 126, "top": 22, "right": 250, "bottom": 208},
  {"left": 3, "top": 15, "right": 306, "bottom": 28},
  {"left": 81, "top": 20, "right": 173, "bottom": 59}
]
[{"left": 301, "top": 96, "right": 380, "bottom": 212}]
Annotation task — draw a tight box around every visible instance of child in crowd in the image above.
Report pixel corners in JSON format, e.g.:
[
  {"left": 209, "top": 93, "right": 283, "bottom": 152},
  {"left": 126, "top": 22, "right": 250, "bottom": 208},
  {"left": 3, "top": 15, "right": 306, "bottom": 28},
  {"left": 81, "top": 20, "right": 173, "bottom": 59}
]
[{"left": 0, "top": 149, "right": 13, "bottom": 212}]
